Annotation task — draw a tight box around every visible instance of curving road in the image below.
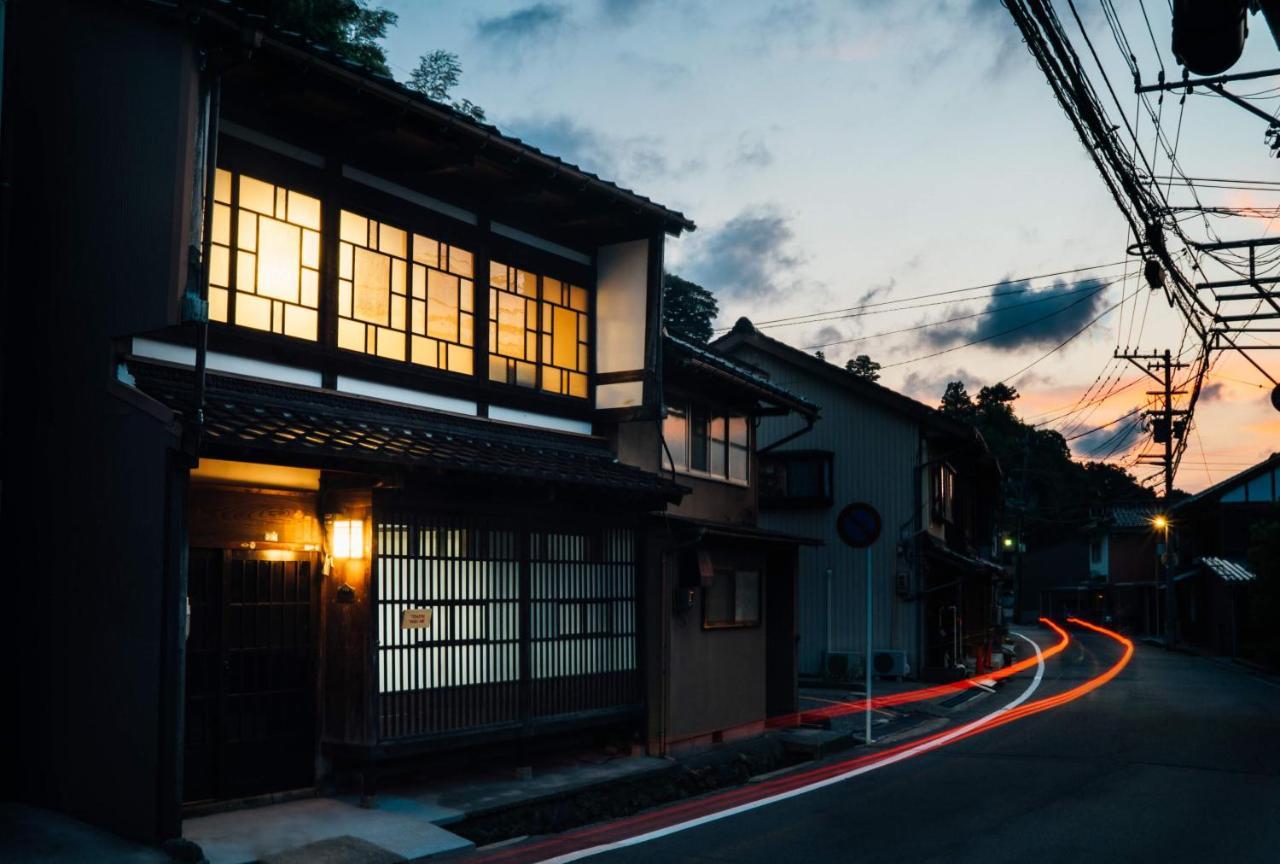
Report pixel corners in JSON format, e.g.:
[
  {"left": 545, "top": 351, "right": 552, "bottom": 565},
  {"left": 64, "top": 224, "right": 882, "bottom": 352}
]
[{"left": 510, "top": 625, "right": 1280, "bottom": 864}]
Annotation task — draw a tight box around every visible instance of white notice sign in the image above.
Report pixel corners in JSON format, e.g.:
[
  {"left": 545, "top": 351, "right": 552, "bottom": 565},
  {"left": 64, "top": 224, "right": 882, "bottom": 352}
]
[{"left": 401, "top": 608, "right": 433, "bottom": 630}]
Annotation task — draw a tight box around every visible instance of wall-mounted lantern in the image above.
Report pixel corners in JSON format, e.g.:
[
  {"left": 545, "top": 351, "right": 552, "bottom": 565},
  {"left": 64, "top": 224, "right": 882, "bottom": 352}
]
[{"left": 330, "top": 518, "right": 364, "bottom": 560}]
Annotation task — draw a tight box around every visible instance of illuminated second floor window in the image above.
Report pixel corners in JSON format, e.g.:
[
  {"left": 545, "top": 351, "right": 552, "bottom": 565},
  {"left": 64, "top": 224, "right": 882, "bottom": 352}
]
[
  {"left": 337, "top": 211, "right": 475, "bottom": 375},
  {"left": 489, "top": 263, "right": 590, "bottom": 399},
  {"left": 208, "top": 169, "right": 321, "bottom": 341}
]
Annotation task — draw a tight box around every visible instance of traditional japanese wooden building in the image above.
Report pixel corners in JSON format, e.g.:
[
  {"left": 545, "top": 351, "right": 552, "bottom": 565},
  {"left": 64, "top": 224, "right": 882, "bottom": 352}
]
[{"left": 2, "top": 0, "right": 694, "bottom": 843}]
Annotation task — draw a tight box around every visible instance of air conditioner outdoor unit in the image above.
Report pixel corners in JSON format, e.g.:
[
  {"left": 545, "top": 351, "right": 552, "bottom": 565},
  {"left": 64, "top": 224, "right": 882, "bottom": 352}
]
[
  {"left": 872, "top": 649, "right": 910, "bottom": 680},
  {"left": 823, "top": 650, "right": 864, "bottom": 681}
]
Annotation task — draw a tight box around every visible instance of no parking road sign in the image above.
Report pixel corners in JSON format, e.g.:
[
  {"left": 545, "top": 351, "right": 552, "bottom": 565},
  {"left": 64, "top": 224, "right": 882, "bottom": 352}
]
[{"left": 836, "top": 502, "right": 882, "bottom": 549}]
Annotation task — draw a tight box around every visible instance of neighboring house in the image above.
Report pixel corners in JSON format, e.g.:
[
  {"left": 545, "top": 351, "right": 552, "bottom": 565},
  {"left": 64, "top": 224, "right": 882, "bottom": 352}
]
[
  {"left": 1168, "top": 453, "right": 1280, "bottom": 656},
  {"left": 2, "top": 0, "right": 693, "bottom": 844},
  {"left": 1099, "top": 507, "right": 1162, "bottom": 635},
  {"left": 617, "top": 334, "right": 820, "bottom": 752},
  {"left": 713, "top": 320, "right": 1004, "bottom": 681},
  {"left": 1029, "top": 507, "right": 1161, "bottom": 633}
]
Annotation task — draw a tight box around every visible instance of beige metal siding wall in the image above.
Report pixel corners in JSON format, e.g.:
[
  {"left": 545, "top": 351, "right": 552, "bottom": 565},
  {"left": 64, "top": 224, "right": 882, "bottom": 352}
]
[{"left": 733, "top": 346, "right": 924, "bottom": 676}]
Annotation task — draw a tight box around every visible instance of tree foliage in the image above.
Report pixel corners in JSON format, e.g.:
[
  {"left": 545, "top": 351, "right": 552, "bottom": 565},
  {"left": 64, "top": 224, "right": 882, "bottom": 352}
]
[
  {"left": 937, "top": 378, "right": 1155, "bottom": 544},
  {"left": 663, "top": 274, "right": 718, "bottom": 344},
  {"left": 845, "top": 354, "right": 881, "bottom": 382},
  {"left": 248, "top": 0, "right": 398, "bottom": 75},
  {"left": 408, "top": 50, "right": 487, "bottom": 121}
]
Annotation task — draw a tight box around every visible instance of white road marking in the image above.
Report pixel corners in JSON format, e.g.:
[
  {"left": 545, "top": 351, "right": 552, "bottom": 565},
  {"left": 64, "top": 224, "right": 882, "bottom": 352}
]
[{"left": 534, "top": 631, "right": 1048, "bottom": 864}]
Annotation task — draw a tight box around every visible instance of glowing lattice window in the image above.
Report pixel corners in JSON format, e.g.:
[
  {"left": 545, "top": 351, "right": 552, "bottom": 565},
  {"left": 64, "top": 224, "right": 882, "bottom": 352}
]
[
  {"left": 488, "top": 262, "right": 539, "bottom": 389},
  {"left": 410, "top": 232, "right": 475, "bottom": 374},
  {"left": 208, "top": 168, "right": 321, "bottom": 341},
  {"left": 337, "top": 211, "right": 475, "bottom": 373},
  {"left": 489, "top": 263, "right": 590, "bottom": 398},
  {"left": 540, "top": 277, "right": 589, "bottom": 398}
]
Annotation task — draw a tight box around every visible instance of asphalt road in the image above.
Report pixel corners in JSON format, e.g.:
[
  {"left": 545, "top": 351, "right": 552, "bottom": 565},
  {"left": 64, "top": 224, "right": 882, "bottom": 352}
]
[{"left": 586, "top": 627, "right": 1280, "bottom": 864}]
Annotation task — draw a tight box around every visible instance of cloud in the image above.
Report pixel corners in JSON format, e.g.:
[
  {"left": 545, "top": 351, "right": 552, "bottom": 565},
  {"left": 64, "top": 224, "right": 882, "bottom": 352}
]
[
  {"left": 1200, "top": 381, "right": 1226, "bottom": 403},
  {"left": 734, "top": 135, "right": 774, "bottom": 168},
  {"left": 476, "top": 3, "right": 567, "bottom": 43},
  {"left": 919, "top": 277, "right": 1110, "bottom": 351},
  {"left": 599, "top": 0, "right": 657, "bottom": 25},
  {"left": 685, "top": 206, "right": 805, "bottom": 302}
]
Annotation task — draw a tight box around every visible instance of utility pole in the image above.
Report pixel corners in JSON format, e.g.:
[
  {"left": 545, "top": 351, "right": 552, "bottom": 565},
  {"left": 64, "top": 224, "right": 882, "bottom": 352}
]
[{"left": 1116, "top": 348, "right": 1189, "bottom": 644}]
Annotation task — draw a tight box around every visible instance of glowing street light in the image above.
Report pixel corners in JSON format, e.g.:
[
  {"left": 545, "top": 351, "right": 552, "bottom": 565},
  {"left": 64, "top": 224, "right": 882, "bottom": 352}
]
[{"left": 1152, "top": 514, "right": 1168, "bottom": 531}]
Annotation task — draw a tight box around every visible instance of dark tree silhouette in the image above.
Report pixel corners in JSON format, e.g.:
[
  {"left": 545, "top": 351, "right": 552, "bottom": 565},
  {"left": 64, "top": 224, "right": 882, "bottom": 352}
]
[{"left": 663, "top": 274, "right": 718, "bottom": 344}]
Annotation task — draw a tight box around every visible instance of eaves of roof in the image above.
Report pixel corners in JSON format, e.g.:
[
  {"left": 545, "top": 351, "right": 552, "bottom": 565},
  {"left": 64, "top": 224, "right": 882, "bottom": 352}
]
[
  {"left": 132, "top": 0, "right": 694, "bottom": 235},
  {"left": 125, "top": 357, "right": 686, "bottom": 501},
  {"left": 1171, "top": 452, "right": 1280, "bottom": 514},
  {"left": 664, "top": 333, "right": 819, "bottom": 418}
]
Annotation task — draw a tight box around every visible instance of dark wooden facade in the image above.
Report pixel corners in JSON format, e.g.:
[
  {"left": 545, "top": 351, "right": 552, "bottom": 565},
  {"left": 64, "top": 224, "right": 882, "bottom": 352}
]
[{"left": 2, "top": 0, "right": 690, "bottom": 844}]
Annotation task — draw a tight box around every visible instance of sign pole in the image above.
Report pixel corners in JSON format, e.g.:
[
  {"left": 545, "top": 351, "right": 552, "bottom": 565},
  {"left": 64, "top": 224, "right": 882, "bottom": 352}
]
[
  {"left": 865, "top": 544, "right": 873, "bottom": 745},
  {"left": 834, "top": 501, "right": 882, "bottom": 749}
]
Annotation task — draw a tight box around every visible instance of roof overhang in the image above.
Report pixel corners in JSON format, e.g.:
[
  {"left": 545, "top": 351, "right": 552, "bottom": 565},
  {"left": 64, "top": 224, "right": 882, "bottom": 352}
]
[
  {"left": 138, "top": 0, "right": 694, "bottom": 248},
  {"left": 124, "top": 357, "right": 685, "bottom": 504}
]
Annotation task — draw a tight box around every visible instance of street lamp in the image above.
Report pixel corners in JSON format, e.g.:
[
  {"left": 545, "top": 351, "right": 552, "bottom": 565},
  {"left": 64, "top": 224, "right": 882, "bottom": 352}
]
[{"left": 1152, "top": 514, "right": 1172, "bottom": 645}]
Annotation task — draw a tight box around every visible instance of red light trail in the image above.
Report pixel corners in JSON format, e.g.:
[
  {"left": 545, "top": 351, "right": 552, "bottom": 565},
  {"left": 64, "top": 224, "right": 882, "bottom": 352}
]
[
  {"left": 475, "top": 619, "right": 1132, "bottom": 864},
  {"left": 767, "top": 617, "right": 1071, "bottom": 728}
]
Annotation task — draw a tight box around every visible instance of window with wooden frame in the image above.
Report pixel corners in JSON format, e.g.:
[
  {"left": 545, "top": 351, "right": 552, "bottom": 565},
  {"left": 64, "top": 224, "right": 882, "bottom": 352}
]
[
  {"left": 336, "top": 209, "right": 475, "bottom": 374},
  {"left": 931, "top": 462, "right": 956, "bottom": 524},
  {"left": 759, "top": 450, "right": 834, "bottom": 508},
  {"left": 662, "top": 403, "right": 750, "bottom": 484},
  {"left": 208, "top": 169, "right": 322, "bottom": 340},
  {"left": 703, "top": 569, "right": 761, "bottom": 629},
  {"left": 489, "top": 262, "right": 590, "bottom": 399}
]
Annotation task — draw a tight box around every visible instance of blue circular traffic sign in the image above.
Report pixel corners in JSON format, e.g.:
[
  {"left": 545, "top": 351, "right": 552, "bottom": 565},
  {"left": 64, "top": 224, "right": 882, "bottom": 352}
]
[{"left": 836, "top": 502, "right": 881, "bottom": 549}]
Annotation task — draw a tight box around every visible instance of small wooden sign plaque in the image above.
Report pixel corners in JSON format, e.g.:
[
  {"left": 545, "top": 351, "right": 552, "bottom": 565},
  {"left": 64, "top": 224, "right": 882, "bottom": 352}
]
[{"left": 401, "top": 608, "right": 433, "bottom": 630}]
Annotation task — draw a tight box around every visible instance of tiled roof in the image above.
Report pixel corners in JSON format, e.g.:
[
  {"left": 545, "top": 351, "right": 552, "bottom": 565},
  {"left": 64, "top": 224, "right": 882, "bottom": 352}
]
[
  {"left": 1109, "top": 507, "right": 1158, "bottom": 529},
  {"left": 664, "top": 333, "right": 819, "bottom": 417},
  {"left": 126, "top": 358, "right": 683, "bottom": 500},
  {"left": 1175, "top": 557, "right": 1257, "bottom": 583},
  {"left": 181, "top": 0, "right": 693, "bottom": 234}
]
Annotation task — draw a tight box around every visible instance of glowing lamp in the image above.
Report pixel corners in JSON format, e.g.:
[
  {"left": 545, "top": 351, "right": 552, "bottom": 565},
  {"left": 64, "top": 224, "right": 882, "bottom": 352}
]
[
  {"left": 1002, "top": 536, "right": 1015, "bottom": 549},
  {"left": 1152, "top": 515, "right": 1168, "bottom": 531},
  {"left": 331, "top": 519, "right": 364, "bottom": 559}
]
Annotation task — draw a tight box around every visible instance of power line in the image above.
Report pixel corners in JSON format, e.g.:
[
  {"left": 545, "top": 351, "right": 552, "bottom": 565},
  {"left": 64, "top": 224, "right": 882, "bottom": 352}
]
[
  {"left": 878, "top": 280, "right": 1112, "bottom": 370},
  {"left": 799, "top": 278, "right": 1121, "bottom": 351},
  {"left": 713, "top": 260, "right": 1129, "bottom": 332}
]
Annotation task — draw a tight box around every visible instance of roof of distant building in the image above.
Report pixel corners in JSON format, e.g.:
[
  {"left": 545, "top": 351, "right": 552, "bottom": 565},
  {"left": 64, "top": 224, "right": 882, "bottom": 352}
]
[
  {"left": 712, "top": 317, "right": 990, "bottom": 450},
  {"left": 663, "top": 332, "right": 819, "bottom": 418},
  {"left": 1108, "top": 506, "right": 1159, "bottom": 530},
  {"left": 1174, "top": 556, "right": 1257, "bottom": 583},
  {"left": 1171, "top": 452, "right": 1280, "bottom": 514}
]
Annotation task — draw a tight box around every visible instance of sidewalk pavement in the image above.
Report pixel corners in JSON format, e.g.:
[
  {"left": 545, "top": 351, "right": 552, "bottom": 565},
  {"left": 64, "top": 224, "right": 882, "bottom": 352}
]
[
  {"left": 0, "top": 802, "right": 172, "bottom": 864},
  {"left": 3, "top": 680, "right": 1011, "bottom": 863},
  {"left": 182, "top": 753, "right": 673, "bottom": 864}
]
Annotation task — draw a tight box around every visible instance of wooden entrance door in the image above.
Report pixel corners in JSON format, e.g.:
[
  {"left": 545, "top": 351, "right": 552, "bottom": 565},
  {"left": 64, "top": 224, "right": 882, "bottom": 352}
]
[{"left": 184, "top": 549, "right": 318, "bottom": 803}]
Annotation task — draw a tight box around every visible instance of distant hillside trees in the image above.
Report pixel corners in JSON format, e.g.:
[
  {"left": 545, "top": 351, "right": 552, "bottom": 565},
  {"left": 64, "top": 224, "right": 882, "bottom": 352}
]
[{"left": 938, "top": 379, "right": 1155, "bottom": 544}]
